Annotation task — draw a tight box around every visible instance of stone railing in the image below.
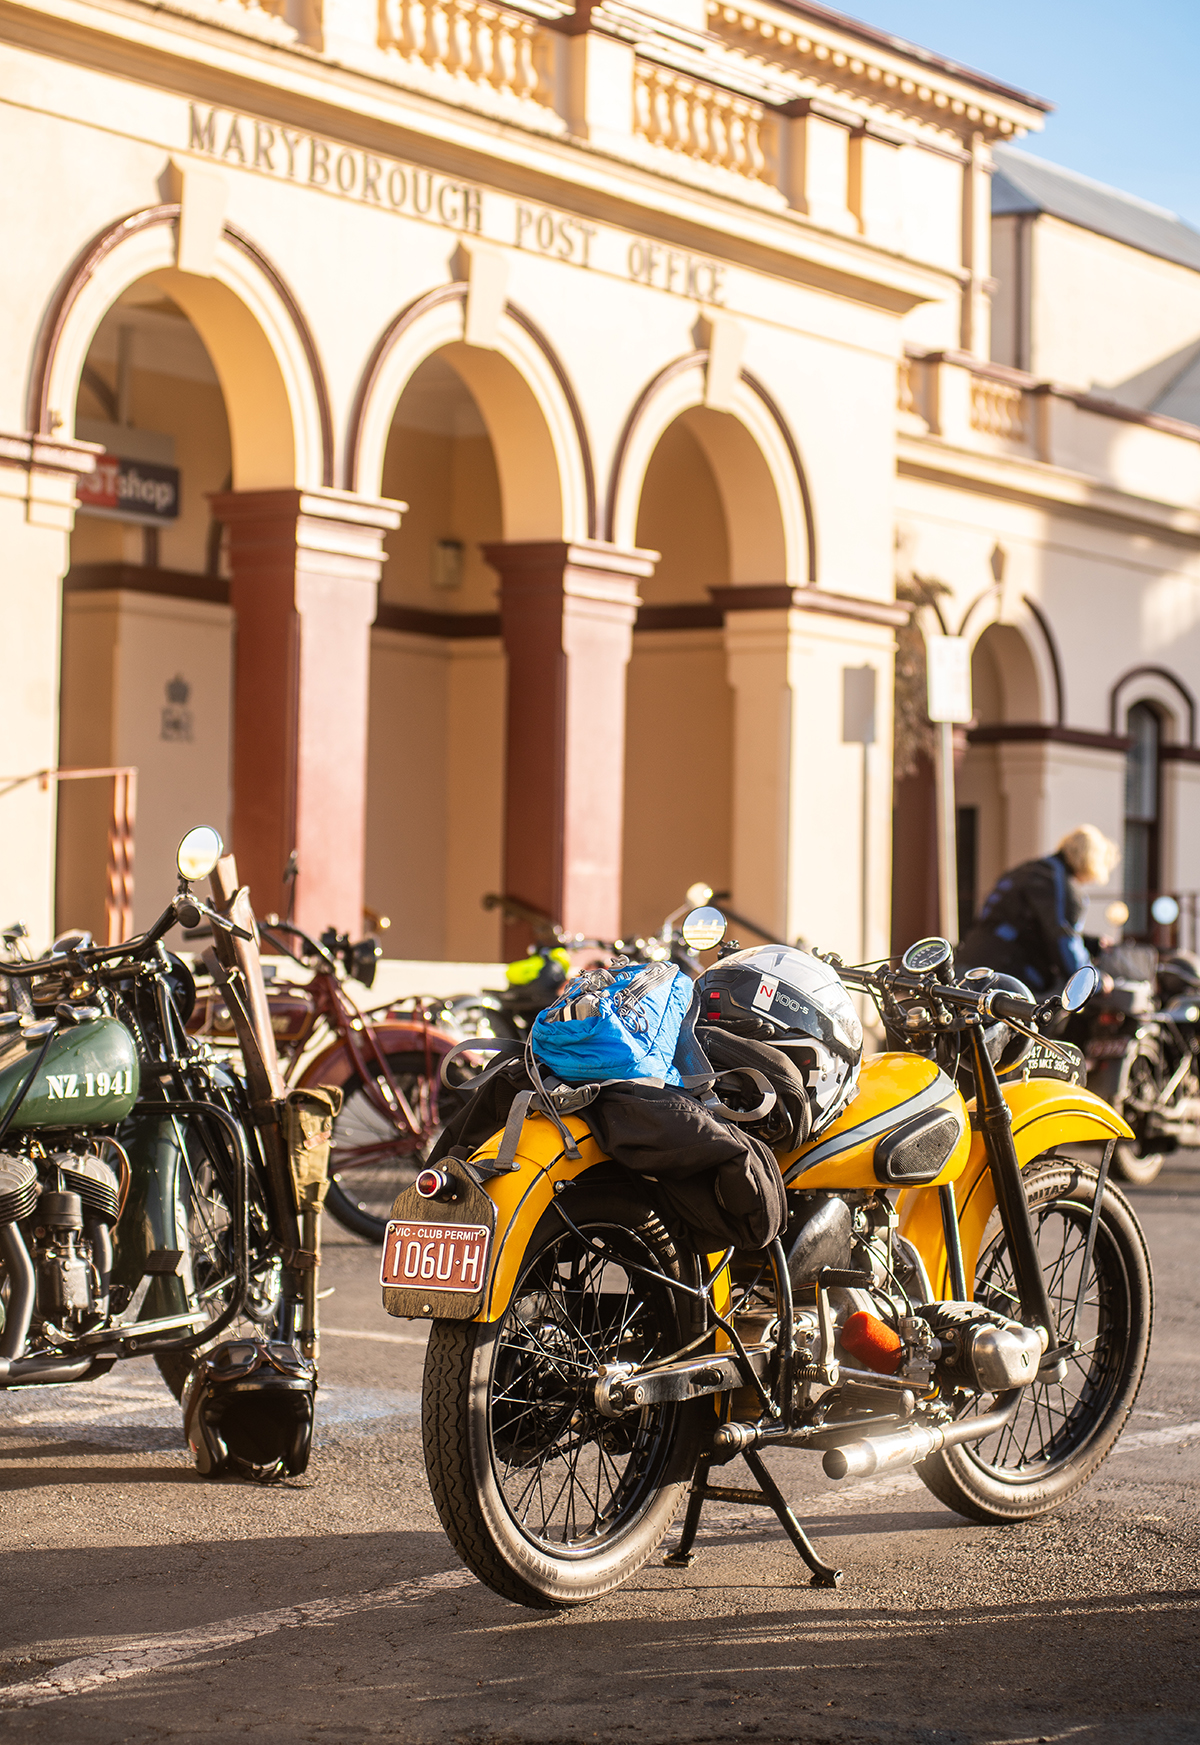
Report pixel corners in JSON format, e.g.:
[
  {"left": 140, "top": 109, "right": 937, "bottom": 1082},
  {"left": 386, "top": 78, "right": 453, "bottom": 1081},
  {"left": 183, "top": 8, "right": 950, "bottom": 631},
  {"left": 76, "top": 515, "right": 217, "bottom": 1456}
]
[
  {"left": 633, "top": 61, "right": 779, "bottom": 186},
  {"left": 379, "top": 0, "right": 558, "bottom": 111},
  {"left": 970, "top": 375, "right": 1027, "bottom": 442}
]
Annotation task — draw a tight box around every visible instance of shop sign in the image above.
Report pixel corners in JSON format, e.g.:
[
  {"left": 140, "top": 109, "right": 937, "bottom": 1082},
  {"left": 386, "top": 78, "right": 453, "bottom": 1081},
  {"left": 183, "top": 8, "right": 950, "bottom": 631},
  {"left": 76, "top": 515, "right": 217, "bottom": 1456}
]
[{"left": 77, "top": 453, "right": 180, "bottom": 523}]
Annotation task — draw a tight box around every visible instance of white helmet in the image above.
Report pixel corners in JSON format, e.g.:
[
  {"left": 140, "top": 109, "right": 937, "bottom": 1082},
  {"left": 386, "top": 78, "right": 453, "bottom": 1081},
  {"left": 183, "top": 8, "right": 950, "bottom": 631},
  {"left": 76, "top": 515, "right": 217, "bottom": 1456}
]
[{"left": 694, "top": 944, "right": 863, "bottom": 1136}]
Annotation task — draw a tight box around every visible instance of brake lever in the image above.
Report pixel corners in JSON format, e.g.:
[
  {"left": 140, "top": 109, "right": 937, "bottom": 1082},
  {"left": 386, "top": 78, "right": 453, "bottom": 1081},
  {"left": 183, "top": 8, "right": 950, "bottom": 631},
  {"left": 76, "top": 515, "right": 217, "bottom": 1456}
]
[{"left": 178, "top": 895, "right": 254, "bottom": 943}]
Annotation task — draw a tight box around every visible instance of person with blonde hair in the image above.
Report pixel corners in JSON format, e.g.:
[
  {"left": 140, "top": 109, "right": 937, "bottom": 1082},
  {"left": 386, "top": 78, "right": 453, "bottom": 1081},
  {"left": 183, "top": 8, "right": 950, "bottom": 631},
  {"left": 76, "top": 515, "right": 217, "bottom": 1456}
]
[{"left": 957, "top": 825, "right": 1120, "bottom": 994}]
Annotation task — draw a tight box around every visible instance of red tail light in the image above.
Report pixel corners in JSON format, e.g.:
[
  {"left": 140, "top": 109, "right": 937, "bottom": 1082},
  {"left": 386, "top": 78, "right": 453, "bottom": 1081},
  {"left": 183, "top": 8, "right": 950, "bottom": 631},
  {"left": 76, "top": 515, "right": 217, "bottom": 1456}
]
[{"left": 841, "top": 1310, "right": 903, "bottom": 1374}]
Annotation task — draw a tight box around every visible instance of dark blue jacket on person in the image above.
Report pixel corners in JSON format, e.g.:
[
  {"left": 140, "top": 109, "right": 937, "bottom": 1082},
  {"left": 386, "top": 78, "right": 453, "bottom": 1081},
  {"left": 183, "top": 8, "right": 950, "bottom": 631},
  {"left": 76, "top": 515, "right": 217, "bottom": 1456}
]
[{"left": 957, "top": 850, "right": 1090, "bottom": 994}]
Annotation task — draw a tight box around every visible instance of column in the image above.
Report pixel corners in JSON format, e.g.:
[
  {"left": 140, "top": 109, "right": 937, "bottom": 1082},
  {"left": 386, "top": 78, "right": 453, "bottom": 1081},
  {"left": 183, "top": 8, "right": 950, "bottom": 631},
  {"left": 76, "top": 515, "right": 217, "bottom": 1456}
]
[
  {"left": 715, "top": 586, "right": 908, "bottom": 960},
  {"left": 0, "top": 433, "right": 99, "bottom": 942},
  {"left": 213, "top": 487, "right": 402, "bottom": 935},
  {"left": 484, "top": 540, "right": 655, "bottom": 957}
]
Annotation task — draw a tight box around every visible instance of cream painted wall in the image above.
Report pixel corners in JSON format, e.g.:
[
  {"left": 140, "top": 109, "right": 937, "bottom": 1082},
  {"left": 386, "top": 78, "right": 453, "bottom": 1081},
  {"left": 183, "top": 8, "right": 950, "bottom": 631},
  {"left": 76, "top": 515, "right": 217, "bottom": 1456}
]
[
  {"left": 380, "top": 423, "right": 503, "bottom": 613},
  {"left": 445, "top": 641, "right": 505, "bottom": 961},
  {"left": 57, "top": 591, "right": 232, "bottom": 937},
  {"left": 623, "top": 630, "right": 732, "bottom": 937},
  {"left": 1027, "top": 216, "right": 1200, "bottom": 401},
  {"left": 635, "top": 420, "right": 728, "bottom": 603},
  {"left": 365, "top": 630, "right": 448, "bottom": 958}
]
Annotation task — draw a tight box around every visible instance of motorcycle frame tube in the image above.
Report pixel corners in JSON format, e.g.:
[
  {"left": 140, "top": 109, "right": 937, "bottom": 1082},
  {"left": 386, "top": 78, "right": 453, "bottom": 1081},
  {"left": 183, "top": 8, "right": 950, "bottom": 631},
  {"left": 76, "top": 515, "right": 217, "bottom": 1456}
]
[
  {"left": 896, "top": 1079, "right": 1133, "bottom": 1301},
  {"left": 0, "top": 1219, "right": 36, "bottom": 1360},
  {"left": 298, "top": 1018, "right": 455, "bottom": 1135},
  {"left": 463, "top": 1112, "right": 732, "bottom": 1325}
]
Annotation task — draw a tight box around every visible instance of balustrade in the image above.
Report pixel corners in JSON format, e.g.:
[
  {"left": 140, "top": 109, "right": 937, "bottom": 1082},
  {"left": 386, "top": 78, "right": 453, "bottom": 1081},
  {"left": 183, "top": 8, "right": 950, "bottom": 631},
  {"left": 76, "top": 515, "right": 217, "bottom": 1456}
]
[
  {"left": 379, "top": 0, "right": 554, "bottom": 107},
  {"left": 634, "top": 61, "right": 778, "bottom": 185},
  {"left": 970, "top": 376, "right": 1027, "bottom": 442}
]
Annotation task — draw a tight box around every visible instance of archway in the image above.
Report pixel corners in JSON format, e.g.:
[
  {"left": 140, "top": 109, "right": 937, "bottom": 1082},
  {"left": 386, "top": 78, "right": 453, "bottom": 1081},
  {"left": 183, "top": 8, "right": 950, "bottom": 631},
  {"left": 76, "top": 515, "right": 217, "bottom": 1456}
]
[
  {"left": 58, "top": 278, "right": 239, "bottom": 936},
  {"left": 622, "top": 415, "right": 734, "bottom": 936},
  {"left": 365, "top": 350, "right": 507, "bottom": 961},
  {"left": 957, "top": 621, "right": 1046, "bottom": 926}
]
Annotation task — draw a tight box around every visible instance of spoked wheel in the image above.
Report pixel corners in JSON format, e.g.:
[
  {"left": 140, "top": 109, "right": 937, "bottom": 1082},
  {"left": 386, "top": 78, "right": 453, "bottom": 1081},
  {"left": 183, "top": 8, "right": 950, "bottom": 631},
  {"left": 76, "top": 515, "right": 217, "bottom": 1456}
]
[
  {"left": 155, "top": 1155, "right": 283, "bottom": 1402},
  {"left": 918, "top": 1159, "right": 1152, "bottom": 1523},
  {"left": 1105, "top": 1040, "right": 1168, "bottom": 1187},
  {"left": 323, "top": 1050, "right": 448, "bottom": 1242},
  {"left": 422, "top": 1181, "right": 703, "bottom": 1608}
]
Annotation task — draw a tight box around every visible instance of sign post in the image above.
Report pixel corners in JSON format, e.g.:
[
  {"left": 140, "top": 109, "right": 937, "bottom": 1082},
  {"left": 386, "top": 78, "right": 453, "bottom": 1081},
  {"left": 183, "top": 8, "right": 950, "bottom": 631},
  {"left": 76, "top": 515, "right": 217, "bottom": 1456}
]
[{"left": 926, "top": 636, "right": 972, "bottom": 943}]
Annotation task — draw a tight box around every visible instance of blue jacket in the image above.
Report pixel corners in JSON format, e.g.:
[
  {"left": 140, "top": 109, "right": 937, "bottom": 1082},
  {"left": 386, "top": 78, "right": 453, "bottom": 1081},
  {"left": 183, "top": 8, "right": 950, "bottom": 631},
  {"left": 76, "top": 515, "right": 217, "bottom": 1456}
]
[{"left": 957, "top": 851, "right": 1089, "bottom": 993}]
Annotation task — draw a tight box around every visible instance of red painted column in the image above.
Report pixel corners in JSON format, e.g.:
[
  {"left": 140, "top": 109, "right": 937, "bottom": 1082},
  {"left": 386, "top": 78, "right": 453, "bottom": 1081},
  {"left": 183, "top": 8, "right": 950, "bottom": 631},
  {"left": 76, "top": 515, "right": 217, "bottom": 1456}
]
[
  {"left": 212, "top": 488, "right": 402, "bottom": 935},
  {"left": 484, "top": 540, "right": 656, "bottom": 957}
]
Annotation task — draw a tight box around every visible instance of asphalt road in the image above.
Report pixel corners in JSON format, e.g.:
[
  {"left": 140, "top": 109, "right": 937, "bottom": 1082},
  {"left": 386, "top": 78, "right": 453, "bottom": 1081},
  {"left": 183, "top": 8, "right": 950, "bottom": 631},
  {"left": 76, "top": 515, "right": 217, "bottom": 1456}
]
[{"left": 1, "top": 1158, "right": 1198, "bottom": 1745}]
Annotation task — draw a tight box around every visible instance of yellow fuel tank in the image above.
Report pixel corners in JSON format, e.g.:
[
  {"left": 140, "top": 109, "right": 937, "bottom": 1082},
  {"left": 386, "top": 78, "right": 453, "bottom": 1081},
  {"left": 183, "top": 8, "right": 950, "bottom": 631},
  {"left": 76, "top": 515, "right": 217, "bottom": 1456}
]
[{"left": 777, "top": 1052, "right": 970, "bottom": 1191}]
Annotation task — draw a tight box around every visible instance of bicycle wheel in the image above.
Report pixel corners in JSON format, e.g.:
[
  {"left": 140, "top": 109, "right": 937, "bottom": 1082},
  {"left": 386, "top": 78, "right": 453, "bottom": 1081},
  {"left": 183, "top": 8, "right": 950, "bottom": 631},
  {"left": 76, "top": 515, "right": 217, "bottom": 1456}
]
[
  {"left": 324, "top": 1050, "right": 445, "bottom": 1242},
  {"left": 918, "top": 1158, "right": 1152, "bottom": 1522},
  {"left": 422, "top": 1181, "right": 703, "bottom": 1608}
]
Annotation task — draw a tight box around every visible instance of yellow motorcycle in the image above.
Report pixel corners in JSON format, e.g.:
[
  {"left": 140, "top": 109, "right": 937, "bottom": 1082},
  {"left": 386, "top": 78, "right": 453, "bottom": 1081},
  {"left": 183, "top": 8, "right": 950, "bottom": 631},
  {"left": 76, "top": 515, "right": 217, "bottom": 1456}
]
[{"left": 384, "top": 923, "right": 1152, "bottom": 1608}]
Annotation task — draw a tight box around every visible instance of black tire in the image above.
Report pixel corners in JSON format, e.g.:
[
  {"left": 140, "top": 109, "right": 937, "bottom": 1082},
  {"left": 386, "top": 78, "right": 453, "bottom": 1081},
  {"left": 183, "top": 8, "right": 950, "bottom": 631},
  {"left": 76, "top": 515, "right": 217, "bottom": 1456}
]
[
  {"left": 422, "top": 1181, "right": 704, "bottom": 1608},
  {"left": 1100, "top": 1039, "right": 1168, "bottom": 1187},
  {"left": 324, "top": 1050, "right": 446, "bottom": 1242},
  {"left": 155, "top": 1154, "right": 283, "bottom": 1402},
  {"left": 918, "top": 1158, "right": 1152, "bottom": 1523}
]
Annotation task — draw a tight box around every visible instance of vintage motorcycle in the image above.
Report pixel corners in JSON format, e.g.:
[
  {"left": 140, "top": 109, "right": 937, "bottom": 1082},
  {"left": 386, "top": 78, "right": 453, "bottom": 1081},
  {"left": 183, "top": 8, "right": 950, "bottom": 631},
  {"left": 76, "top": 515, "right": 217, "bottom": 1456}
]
[
  {"left": 389, "top": 916, "right": 1151, "bottom": 1608},
  {"left": 1090, "top": 947, "right": 1200, "bottom": 1188},
  {"left": 0, "top": 827, "right": 325, "bottom": 1441}
]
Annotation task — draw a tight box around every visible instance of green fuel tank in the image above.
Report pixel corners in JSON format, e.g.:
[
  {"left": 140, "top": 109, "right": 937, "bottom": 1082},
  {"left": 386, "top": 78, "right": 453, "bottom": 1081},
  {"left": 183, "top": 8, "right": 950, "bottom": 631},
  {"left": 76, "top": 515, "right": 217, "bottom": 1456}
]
[{"left": 0, "top": 1018, "right": 140, "bottom": 1130}]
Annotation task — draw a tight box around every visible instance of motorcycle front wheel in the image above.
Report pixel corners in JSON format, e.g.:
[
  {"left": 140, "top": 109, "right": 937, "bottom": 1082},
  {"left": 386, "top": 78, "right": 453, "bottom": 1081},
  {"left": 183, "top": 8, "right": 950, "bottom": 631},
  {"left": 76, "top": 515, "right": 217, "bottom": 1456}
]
[
  {"left": 918, "top": 1158, "right": 1152, "bottom": 1523},
  {"left": 422, "top": 1181, "right": 703, "bottom": 1608},
  {"left": 1097, "top": 1039, "right": 1168, "bottom": 1187}
]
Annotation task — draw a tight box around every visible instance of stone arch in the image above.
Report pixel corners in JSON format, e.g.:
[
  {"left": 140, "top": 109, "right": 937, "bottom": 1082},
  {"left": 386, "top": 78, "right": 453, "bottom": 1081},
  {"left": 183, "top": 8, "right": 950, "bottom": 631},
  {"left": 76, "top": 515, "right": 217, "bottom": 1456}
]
[
  {"left": 347, "top": 286, "right": 594, "bottom": 539},
  {"left": 606, "top": 353, "right": 815, "bottom": 584},
  {"left": 958, "top": 588, "right": 1056, "bottom": 724},
  {"left": 31, "top": 206, "right": 331, "bottom": 488},
  {"left": 1110, "top": 665, "right": 1194, "bottom": 744}
]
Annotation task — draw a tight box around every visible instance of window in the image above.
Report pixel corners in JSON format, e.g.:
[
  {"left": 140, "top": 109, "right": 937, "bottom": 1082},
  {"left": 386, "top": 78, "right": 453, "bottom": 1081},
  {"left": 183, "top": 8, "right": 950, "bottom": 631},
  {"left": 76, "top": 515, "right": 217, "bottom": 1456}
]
[{"left": 1124, "top": 702, "right": 1161, "bottom": 936}]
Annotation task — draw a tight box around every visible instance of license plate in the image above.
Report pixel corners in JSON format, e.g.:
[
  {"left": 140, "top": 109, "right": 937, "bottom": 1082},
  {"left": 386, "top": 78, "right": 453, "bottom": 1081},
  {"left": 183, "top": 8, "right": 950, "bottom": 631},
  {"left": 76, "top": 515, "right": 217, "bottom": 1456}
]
[{"left": 380, "top": 1220, "right": 491, "bottom": 1293}]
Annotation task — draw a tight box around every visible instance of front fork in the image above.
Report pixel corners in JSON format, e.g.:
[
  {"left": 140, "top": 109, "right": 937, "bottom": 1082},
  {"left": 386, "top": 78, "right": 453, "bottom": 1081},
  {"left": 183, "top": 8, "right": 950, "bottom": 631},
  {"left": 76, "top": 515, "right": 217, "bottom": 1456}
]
[{"left": 968, "top": 1023, "right": 1059, "bottom": 1359}]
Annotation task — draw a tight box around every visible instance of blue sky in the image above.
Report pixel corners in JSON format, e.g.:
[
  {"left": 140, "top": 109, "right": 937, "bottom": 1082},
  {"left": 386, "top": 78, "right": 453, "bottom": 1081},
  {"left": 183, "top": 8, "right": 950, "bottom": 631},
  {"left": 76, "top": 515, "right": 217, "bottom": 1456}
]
[{"left": 839, "top": 2, "right": 1200, "bottom": 229}]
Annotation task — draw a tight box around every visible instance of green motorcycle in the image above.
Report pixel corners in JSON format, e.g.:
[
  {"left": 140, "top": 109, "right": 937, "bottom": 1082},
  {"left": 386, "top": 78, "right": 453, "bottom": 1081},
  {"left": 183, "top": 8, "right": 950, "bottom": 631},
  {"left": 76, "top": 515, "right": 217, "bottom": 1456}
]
[{"left": 0, "top": 828, "right": 322, "bottom": 1430}]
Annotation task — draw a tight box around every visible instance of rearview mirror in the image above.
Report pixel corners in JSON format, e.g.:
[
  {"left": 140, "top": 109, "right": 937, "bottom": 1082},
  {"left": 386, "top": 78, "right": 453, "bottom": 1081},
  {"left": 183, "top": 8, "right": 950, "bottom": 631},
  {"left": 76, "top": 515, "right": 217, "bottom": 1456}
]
[
  {"left": 685, "top": 882, "right": 714, "bottom": 908},
  {"left": 1062, "top": 965, "right": 1100, "bottom": 1012},
  {"left": 177, "top": 826, "right": 224, "bottom": 884},
  {"left": 1151, "top": 894, "right": 1180, "bottom": 926},
  {"left": 681, "top": 906, "right": 726, "bottom": 953}
]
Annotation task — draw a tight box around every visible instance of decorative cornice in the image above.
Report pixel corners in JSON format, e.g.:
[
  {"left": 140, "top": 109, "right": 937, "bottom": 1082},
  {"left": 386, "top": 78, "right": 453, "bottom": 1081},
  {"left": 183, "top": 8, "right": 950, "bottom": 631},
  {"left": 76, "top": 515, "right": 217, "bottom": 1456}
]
[
  {"left": 710, "top": 584, "right": 910, "bottom": 627},
  {"left": 968, "top": 724, "right": 1131, "bottom": 754},
  {"left": 0, "top": 431, "right": 99, "bottom": 477}
]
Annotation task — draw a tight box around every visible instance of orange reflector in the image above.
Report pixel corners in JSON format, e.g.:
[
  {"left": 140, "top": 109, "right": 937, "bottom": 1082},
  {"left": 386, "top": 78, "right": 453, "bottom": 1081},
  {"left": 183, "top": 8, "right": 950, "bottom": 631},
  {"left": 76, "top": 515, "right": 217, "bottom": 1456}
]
[{"left": 841, "top": 1310, "right": 903, "bottom": 1374}]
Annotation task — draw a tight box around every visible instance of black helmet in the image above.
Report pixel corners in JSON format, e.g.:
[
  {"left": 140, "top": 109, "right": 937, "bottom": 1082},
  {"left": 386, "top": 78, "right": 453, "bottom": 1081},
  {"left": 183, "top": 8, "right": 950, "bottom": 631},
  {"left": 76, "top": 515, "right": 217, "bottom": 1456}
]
[
  {"left": 694, "top": 945, "right": 862, "bottom": 1137},
  {"left": 183, "top": 1339, "right": 316, "bottom": 1480},
  {"left": 1158, "top": 951, "right": 1200, "bottom": 1001}
]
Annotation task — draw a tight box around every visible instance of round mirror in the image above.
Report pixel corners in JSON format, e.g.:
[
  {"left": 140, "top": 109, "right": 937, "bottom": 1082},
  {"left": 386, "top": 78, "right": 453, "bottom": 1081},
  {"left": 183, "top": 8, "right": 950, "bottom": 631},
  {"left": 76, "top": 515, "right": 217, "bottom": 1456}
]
[
  {"left": 177, "top": 825, "right": 224, "bottom": 884},
  {"left": 901, "top": 936, "right": 954, "bottom": 975},
  {"left": 681, "top": 906, "right": 727, "bottom": 953},
  {"left": 1105, "top": 900, "right": 1130, "bottom": 927},
  {"left": 685, "top": 881, "right": 714, "bottom": 908},
  {"left": 1062, "top": 965, "right": 1100, "bottom": 1012},
  {"left": 1151, "top": 894, "right": 1180, "bottom": 926}
]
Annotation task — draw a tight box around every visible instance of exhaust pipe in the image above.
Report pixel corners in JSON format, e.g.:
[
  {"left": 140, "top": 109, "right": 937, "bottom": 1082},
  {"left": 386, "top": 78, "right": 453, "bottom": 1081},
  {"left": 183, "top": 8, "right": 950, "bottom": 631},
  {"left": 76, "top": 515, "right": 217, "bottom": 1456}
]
[
  {"left": 0, "top": 1221, "right": 36, "bottom": 1363},
  {"left": 822, "top": 1391, "right": 1020, "bottom": 1481}
]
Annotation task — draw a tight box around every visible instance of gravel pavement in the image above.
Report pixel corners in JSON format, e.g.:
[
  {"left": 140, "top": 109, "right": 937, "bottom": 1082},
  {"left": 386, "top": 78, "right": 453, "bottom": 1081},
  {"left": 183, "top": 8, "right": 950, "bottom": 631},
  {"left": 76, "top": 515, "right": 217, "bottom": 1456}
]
[{"left": 1, "top": 1155, "right": 1197, "bottom": 1745}]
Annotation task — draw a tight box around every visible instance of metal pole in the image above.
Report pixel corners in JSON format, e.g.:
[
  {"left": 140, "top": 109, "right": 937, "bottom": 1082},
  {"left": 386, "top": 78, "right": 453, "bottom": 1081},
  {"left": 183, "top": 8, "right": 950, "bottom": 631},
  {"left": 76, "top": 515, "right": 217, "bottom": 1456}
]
[{"left": 934, "top": 720, "right": 958, "bottom": 943}]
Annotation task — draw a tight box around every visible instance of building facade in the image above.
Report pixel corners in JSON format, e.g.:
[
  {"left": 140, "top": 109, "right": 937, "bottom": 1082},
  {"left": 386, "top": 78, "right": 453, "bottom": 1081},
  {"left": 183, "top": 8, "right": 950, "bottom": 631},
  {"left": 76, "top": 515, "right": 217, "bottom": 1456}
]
[{"left": 3, "top": 0, "right": 1197, "bottom": 961}]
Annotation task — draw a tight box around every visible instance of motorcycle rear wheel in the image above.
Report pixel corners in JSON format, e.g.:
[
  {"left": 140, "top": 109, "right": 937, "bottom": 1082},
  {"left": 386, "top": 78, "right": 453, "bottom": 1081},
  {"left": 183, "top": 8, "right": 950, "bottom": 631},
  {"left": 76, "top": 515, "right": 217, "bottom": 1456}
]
[
  {"left": 422, "top": 1181, "right": 703, "bottom": 1608},
  {"left": 1100, "top": 1039, "right": 1168, "bottom": 1187},
  {"left": 918, "top": 1159, "right": 1152, "bottom": 1523}
]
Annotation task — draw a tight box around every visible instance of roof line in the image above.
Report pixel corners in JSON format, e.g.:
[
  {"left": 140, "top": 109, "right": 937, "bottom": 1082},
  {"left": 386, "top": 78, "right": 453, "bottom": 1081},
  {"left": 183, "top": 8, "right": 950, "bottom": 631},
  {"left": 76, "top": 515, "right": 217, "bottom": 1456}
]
[
  {"left": 996, "top": 144, "right": 1185, "bottom": 224},
  {"left": 773, "top": 1, "right": 1054, "bottom": 112}
]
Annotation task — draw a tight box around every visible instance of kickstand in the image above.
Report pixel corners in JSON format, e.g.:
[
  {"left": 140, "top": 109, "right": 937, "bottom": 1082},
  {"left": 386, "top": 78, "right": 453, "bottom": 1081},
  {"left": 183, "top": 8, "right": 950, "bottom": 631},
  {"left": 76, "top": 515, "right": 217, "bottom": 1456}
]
[{"left": 663, "top": 1446, "right": 843, "bottom": 1588}]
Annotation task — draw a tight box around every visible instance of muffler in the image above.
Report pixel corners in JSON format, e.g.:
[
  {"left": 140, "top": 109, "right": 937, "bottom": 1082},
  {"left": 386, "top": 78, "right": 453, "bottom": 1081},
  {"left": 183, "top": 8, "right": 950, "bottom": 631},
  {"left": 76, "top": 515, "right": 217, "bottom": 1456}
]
[{"left": 822, "top": 1392, "right": 1019, "bottom": 1481}]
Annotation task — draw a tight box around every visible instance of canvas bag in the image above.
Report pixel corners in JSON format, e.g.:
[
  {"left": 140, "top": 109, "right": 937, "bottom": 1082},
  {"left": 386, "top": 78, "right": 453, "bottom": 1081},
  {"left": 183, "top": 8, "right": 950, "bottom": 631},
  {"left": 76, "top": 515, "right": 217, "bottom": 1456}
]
[{"left": 530, "top": 960, "right": 693, "bottom": 1086}]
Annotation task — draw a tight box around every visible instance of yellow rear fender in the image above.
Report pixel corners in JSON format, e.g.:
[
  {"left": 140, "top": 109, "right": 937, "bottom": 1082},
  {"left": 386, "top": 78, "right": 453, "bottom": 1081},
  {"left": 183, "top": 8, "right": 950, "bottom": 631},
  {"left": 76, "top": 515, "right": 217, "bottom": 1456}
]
[
  {"left": 896, "top": 1081, "right": 1133, "bottom": 1301},
  {"left": 468, "top": 1110, "right": 732, "bottom": 1324}
]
